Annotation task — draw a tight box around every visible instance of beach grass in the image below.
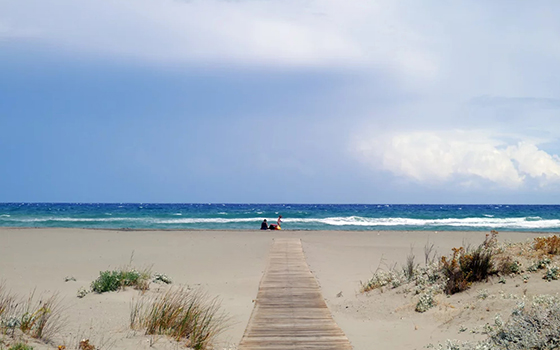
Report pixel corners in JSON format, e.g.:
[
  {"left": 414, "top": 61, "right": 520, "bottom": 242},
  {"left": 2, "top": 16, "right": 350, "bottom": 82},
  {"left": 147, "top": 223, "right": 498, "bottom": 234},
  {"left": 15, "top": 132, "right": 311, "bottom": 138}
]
[
  {"left": 362, "top": 231, "right": 560, "bottom": 317},
  {"left": 130, "top": 287, "right": 229, "bottom": 350},
  {"left": 0, "top": 283, "right": 65, "bottom": 343}
]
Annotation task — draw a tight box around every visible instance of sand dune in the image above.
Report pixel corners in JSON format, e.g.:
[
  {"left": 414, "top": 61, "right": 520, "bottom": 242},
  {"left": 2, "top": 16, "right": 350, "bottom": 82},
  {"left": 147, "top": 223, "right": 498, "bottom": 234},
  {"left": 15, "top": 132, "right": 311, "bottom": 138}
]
[{"left": 0, "top": 228, "right": 555, "bottom": 349}]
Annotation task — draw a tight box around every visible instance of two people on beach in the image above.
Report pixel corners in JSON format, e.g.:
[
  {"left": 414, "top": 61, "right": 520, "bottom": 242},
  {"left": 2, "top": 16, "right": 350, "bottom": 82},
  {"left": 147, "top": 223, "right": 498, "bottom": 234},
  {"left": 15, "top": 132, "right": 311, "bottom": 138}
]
[{"left": 261, "top": 215, "right": 282, "bottom": 230}]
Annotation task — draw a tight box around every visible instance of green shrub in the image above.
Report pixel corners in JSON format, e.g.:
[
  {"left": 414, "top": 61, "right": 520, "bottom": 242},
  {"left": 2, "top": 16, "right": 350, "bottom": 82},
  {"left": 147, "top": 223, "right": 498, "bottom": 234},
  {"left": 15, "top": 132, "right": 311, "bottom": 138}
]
[
  {"left": 91, "top": 268, "right": 150, "bottom": 293},
  {"left": 91, "top": 271, "right": 121, "bottom": 293},
  {"left": 8, "top": 343, "right": 33, "bottom": 350},
  {"left": 528, "top": 257, "right": 551, "bottom": 272}
]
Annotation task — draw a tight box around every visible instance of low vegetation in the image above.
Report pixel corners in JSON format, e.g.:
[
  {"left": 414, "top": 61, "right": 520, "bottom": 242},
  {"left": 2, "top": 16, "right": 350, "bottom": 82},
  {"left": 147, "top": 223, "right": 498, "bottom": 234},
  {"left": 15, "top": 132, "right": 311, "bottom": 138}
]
[
  {"left": 130, "top": 287, "right": 229, "bottom": 350},
  {"left": 534, "top": 235, "right": 560, "bottom": 255},
  {"left": 91, "top": 268, "right": 151, "bottom": 294},
  {"left": 429, "top": 294, "right": 560, "bottom": 350},
  {"left": 361, "top": 231, "right": 560, "bottom": 314},
  {"left": 440, "top": 231, "right": 497, "bottom": 295},
  {"left": 0, "top": 283, "right": 64, "bottom": 343},
  {"left": 0, "top": 343, "right": 34, "bottom": 350},
  {"left": 80, "top": 259, "right": 171, "bottom": 297}
]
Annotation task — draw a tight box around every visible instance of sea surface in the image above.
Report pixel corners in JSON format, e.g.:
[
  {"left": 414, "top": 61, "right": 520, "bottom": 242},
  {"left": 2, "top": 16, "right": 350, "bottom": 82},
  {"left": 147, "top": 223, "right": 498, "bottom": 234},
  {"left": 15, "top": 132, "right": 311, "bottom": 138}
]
[{"left": 0, "top": 203, "right": 559, "bottom": 232}]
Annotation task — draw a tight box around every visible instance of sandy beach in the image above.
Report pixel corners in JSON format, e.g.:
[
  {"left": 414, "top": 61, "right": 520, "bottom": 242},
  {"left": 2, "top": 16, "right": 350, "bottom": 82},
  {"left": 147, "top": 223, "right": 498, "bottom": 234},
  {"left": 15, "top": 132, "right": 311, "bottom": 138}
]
[{"left": 0, "top": 228, "right": 557, "bottom": 350}]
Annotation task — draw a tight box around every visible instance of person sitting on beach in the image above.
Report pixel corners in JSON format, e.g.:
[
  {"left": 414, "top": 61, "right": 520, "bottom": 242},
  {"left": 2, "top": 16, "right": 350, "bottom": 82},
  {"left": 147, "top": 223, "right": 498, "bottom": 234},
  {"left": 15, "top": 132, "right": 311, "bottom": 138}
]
[{"left": 260, "top": 219, "right": 268, "bottom": 230}]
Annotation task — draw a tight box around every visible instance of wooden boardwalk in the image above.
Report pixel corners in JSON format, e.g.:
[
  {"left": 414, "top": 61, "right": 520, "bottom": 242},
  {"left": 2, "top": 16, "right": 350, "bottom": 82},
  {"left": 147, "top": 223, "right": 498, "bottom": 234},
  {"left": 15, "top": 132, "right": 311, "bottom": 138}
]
[{"left": 238, "top": 238, "right": 353, "bottom": 350}]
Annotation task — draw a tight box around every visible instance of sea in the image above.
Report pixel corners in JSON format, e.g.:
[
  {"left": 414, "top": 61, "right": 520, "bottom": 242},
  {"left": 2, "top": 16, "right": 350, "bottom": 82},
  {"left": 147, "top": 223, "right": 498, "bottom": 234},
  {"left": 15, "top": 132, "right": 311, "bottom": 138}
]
[{"left": 0, "top": 203, "right": 559, "bottom": 232}]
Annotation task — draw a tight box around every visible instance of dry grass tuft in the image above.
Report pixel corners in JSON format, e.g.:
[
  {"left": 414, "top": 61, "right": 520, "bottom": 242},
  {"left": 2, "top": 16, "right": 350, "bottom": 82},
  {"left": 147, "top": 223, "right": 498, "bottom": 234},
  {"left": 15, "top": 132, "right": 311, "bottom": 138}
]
[
  {"left": 130, "top": 287, "right": 229, "bottom": 350},
  {"left": 0, "top": 283, "right": 65, "bottom": 342},
  {"left": 534, "top": 235, "right": 560, "bottom": 256},
  {"left": 440, "top": 231, "right": 497, "bottom": 295},
  {"left": 0, "top": 282, "right": 17, "bottom": 320},
  {"left": 20, "top": 291, "right": 65, "bottom": 340}
]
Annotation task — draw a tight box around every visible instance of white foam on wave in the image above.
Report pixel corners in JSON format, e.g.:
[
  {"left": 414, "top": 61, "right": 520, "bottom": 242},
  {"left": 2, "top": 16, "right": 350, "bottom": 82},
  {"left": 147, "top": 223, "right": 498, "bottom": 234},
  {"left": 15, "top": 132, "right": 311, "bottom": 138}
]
[
  {"left": 5, "top": 217, "right": 142, "bottom": 223},
  {"left": 0, "top": 215, "right": 10, "bottom": 217},
  {"left": 158, "top": 218, "right": 260, "bottom": 224},
  {"left": 2, "top": 215, "right": 559, "bottom": 229},
  {"left": 285, "top": 216, "right": 560, "bottom": 229}
]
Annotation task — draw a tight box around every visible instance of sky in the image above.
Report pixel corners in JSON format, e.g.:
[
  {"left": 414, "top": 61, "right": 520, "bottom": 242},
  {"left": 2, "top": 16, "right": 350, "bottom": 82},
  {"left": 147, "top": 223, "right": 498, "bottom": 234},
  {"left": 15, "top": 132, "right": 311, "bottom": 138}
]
[{"left": 1, "top": 0, "right": 560, "bottom": 204}]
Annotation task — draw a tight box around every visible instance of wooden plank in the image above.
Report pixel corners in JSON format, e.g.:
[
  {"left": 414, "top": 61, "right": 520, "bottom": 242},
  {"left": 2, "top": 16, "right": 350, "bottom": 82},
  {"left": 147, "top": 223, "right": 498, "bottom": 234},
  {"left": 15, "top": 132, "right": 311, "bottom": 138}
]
[{"left": 238, "top": 238, "right": 353, "bottom": 350}]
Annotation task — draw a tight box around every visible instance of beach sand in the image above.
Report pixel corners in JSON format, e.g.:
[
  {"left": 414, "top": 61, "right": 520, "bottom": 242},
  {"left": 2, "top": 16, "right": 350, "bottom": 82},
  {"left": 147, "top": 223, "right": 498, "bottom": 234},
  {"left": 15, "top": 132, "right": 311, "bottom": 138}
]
[{"left": 0, "top": 228, "right": 557, "bottom": 349}]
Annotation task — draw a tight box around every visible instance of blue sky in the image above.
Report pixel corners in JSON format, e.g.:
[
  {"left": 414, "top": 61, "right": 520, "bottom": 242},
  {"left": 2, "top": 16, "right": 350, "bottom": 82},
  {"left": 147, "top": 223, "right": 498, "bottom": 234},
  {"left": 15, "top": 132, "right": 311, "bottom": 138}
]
[{"left": 1, "top": 0, "right": 560, "bottom": 204}]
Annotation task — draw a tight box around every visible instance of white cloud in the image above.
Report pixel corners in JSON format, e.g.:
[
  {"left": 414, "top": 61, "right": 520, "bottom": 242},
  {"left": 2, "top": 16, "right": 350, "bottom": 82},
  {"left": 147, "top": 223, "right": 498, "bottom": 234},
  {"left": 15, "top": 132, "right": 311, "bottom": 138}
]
[
  {"left": 354, "top": 130, "right": 560, "bottom": 189},
  {"left": 508, "top": 142, "right": 560, "bottom": 183},
  {"left": 2, "top": 0, "right": 559, "bottom": 97},
  {"left": 0, "top": 0, "right": 360, "bottom": 66},
  {"left": 0, "top": 0, "right": 439, "bottom": 79}
]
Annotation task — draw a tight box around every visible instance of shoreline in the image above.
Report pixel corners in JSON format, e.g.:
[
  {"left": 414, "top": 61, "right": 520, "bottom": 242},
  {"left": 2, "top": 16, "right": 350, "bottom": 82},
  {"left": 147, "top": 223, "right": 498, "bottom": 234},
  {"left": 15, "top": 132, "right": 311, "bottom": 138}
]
[
  {"left": 0, "top": 226, "right": 557, "bottom": 235},
  {"left": 1, "top": 228, "right": 558, "bottom": 349}
]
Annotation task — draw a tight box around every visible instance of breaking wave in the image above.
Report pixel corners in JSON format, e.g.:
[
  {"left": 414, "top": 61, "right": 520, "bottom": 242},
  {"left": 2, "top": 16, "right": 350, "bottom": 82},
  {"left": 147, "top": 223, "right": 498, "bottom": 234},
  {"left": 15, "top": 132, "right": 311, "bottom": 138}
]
[
  {"left": 1, "top": 215, "right": 560, "bottom": 229},
  {"left": 285, "top": 216, "right": 560, "bottom": 229}
]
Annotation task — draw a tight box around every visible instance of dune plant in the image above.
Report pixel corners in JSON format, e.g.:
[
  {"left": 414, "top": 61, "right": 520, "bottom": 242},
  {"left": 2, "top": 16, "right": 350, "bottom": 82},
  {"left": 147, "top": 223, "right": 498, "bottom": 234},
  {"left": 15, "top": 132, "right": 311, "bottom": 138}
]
[
  {"left": 534, "top": 235, "right": 560, "bottom": 256},
  {"left": 91, "top": 267, "right": 151, "bottom": 294},
  {"left": 18, "top": 292, "right": 64, "bottom": 340},
  {"left": 7, "top": 343, "right": 33, "bottom": 350},
  {"left": 404, "top": 248, "right": 416, "bottom": 281},
  {"left": 433, "top": 295, "right": 560, "bottom": 349},
  {"left": 362, "top": 231, "right": 503, "bottom": 300},
  {"left": 440, "top": 247, "right": 471, "bottom": 295},
  {"left": 543, "top": 266, "right": 560, "bottom": 281},
  {"left": 415, "top": 292, "right": 436, "bottom": 313},
  {"left": 0, "top": 285, "right": 64, "bottom": 342},
  {"left": 495, "top": 256, "right": 522, "bottom": 275},
  {"left": 130, "top": 287, "right": 229, "bottom": 350},
  {"left": 0, "top": 283, "right": 17, "bottom": 321},
  {"left": 441, "top": 231, "right": 497, "bottom": 295},
  {"left": 528, "top": 256, "right": 551, "bottom": 272}
]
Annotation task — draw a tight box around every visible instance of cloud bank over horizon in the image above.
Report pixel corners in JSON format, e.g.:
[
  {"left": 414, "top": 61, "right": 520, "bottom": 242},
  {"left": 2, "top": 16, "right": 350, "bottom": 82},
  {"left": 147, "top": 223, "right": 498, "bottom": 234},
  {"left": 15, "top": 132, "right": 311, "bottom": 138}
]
[
  {"left": 355, "top": 130, "right": 560, "bottom": 189},
  {"left": 1, "top": 0, "right": 560, "bottom": 202}
]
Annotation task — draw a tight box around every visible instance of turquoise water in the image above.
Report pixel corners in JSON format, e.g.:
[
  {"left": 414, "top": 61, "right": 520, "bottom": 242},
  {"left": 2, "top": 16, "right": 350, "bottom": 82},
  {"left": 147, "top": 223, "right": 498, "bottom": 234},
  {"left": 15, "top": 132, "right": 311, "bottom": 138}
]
[{"left": 0, "top": 203, "right": 559, "bottom": 231}]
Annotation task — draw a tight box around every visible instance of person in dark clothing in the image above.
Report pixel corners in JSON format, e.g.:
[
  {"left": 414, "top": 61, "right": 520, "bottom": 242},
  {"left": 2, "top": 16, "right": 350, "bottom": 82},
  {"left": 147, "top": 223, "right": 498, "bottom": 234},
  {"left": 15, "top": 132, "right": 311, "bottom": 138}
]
[{"left": 260, "top": 219, "right": 269, "bottom": 230}]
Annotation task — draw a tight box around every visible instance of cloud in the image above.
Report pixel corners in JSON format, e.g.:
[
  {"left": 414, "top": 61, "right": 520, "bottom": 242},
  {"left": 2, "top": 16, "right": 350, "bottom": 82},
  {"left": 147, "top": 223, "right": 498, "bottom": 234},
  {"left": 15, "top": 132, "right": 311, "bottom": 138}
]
[
  {"left": 470, "top": 96, "right": 560, "bottom": 110},
  {"left": 0, "top": 0, "right": 440, "bottom": 79},
  {"left": 2, "top": 0, "right": 559, "bottom": 96},
  {"left": 508, "top": 142, "right": 560, "bottom": 182},
  {"left": 0, "top": 0, "right": 361, "bottom": 66},
  {"left": 354, "top": 130, "right": 560, "bottom": 189}
]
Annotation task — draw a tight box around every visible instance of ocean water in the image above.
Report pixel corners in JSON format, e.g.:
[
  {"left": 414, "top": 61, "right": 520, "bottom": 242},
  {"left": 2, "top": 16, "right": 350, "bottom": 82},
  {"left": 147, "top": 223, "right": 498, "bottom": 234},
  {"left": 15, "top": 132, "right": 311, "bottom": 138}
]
[{"left": 0, "top": 203, "right": 559, "bottom": 232}]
